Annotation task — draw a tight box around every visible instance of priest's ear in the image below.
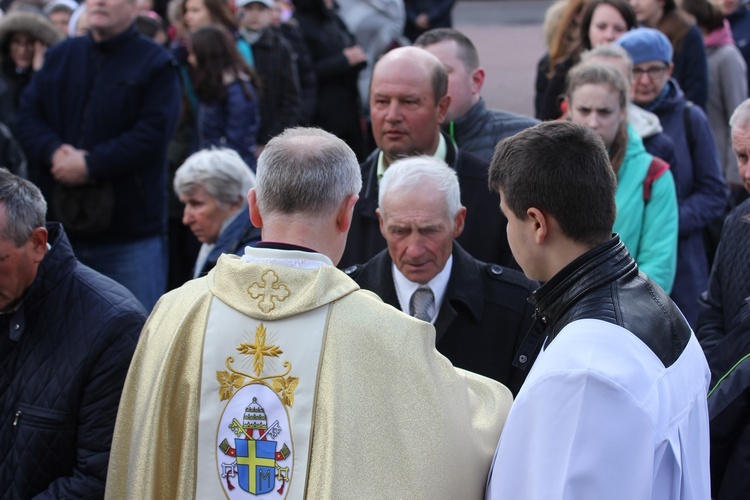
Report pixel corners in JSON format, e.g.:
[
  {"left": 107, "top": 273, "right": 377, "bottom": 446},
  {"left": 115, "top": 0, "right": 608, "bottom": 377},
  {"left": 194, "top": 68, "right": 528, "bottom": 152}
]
[
  {"left": 336, "top": 194, "right": 359, "bottom": 234},
  {"left": 248, "top": 188, "right": 263, "bottom": 228}
]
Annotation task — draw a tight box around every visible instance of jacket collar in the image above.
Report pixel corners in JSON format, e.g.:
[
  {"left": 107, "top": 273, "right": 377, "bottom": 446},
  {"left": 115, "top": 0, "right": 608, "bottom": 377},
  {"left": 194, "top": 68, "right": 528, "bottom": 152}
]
[
  {"left": 4, "top": 223, "right": 76, "bottom": 341},
  {"left": 89, "top": 22, "right": 138, "bottom": 52},
  {"left": 530, "top": 236, "right": 635, "bottom": 337},
  {"left": 360, "top": 131, "right": 459, "bottom": 219},
  {"left": 442, "top": 242, "right": 484, "bottom": 320},
  {"left": 361, "top": 242, "right": 483, "bottom": 343},
  {"left": 450, "top": 97, "right": 486, "bottom": 142},
  {"left": 644, "top": 79, "right": 682, "bottom": 112}
]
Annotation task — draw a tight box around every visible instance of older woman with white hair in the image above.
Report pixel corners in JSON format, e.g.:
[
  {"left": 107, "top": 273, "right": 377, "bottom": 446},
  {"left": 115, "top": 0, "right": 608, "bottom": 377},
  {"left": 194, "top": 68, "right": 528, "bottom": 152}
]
[{"left": 174, "top": 148, "right": 259, "bottom": 278}]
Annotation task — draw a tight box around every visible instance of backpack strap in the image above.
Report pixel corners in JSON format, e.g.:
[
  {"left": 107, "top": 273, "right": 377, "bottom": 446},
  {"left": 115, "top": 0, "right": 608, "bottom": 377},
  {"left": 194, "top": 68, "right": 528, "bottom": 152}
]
[{"left": 643, "top": 156, "right": 670, "bottom": 202}]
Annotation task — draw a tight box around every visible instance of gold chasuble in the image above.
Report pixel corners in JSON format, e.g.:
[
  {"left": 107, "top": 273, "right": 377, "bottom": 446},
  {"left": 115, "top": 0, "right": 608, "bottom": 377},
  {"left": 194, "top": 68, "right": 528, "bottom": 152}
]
[{"left": 106, "top": 247, "right": 512, "bottom": 499}]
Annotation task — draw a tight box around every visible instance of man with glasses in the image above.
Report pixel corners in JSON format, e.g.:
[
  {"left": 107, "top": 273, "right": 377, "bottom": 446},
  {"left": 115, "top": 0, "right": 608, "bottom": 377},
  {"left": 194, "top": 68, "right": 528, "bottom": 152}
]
[{"left": 616, "top": 27, "right": 727, "bottom": 327}]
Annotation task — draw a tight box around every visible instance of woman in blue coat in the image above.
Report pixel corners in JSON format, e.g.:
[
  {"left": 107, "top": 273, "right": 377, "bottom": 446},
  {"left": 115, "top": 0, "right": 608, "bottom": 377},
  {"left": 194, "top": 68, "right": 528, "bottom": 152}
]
[{"left": 629, "top": 0, "right": 709, "bottom": 109}]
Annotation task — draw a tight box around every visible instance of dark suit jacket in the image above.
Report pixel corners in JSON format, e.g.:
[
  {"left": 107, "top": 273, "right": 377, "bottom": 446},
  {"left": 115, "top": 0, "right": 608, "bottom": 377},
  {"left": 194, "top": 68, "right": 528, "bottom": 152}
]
[
  {"left": 345, "top": 242, "right": 542, "bottom": 395},
  {"left": 339, "top": 131, "right": 517, "bottom": 269}
]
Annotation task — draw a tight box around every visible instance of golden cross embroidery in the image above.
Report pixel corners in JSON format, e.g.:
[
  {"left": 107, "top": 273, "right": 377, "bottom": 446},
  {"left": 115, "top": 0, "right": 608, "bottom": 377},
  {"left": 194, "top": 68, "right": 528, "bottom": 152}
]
[{"left": 247, "top": 270, "right": 290, "bottom": 312}]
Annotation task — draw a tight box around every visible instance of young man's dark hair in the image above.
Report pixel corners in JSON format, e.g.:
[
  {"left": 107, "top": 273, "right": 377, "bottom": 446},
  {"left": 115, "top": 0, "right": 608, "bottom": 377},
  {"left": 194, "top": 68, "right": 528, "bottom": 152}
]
[{"left": 489, "top": 120, "right": 617, "bottom": 248}]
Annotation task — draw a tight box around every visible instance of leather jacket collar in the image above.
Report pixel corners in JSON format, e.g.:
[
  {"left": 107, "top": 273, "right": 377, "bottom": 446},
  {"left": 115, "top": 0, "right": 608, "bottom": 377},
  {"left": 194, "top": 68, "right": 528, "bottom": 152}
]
[{"left": 530, "top": 235, "right": 635, "bottom": 345}]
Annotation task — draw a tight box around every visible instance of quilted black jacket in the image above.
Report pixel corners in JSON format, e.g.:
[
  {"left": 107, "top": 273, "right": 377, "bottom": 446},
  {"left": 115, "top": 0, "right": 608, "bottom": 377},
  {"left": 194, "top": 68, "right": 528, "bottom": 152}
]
[
  {"left": 0, "top": 223, "right": 145, "bottom": 499},
  {"left": 697, "top": 198, "right": 750, "bottom": 352},
  {"left": 448, "top": 97, "right": 538, "bottom": 164},
  {"left": 706, "top": 297, "right": 750, "bottom": 499}
]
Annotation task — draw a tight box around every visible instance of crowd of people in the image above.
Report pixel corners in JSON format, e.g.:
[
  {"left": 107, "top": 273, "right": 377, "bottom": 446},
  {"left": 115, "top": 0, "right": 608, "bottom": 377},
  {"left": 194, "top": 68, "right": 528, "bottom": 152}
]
[{"left": 2, "top": 0, "right": 750, "bottom": 497}]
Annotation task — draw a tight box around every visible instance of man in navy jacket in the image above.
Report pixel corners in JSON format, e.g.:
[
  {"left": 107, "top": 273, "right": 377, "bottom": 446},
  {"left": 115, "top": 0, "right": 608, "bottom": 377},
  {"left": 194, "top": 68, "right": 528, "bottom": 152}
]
[
  {"left": 15, "top": 0, "right": 181, "bottom": 311},
  {"left": 0, "top": 169, "right": 145, "bottom": 498}
]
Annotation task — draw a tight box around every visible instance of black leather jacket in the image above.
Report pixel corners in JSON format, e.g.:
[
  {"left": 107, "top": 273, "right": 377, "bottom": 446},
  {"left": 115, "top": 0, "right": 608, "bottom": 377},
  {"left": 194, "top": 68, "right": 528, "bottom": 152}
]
[{"left": 515, "top": 236, "right": 692, "bottom": 371}]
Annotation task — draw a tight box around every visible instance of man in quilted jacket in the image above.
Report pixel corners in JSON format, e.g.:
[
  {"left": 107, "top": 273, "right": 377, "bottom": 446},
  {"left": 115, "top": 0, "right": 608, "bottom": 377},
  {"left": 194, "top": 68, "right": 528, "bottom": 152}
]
[{"left": 0, "top": 168, "right": 146, "bottom": 498}]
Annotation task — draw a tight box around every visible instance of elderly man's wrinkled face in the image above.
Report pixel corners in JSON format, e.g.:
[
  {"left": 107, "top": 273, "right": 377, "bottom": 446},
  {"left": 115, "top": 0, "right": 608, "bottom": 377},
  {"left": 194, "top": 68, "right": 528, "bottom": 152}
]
[
  {"left": 180, "top": 186, "right": 239, "bottom": 244},
  {"left": 732, "top": 125, "right": 750, "bottom": 193},
  {"left": 631, "top": 59, "right": 672, "bottom": 106},
  {"left": 0, "top": 206, "right": 46, "bottom": 313},
  {"left": 378, "top": 185, "right": 464, "bottom": 285},
  {"left": 369, "top": 54, "right": 449, "bottom": 165}
]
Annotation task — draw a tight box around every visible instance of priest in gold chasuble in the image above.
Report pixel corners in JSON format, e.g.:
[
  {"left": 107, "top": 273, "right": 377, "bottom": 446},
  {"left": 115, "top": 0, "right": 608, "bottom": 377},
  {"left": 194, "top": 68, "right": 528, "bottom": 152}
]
[{"left": 106, "top": 128, "right": 513, "bottom": 499}]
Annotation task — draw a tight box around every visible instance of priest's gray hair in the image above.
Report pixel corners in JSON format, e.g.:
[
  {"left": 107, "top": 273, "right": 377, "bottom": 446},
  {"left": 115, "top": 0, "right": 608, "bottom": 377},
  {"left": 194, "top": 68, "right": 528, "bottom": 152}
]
[
  {"left": 173, "top": 148, "right": 255, "bottom": 209},
  {"left": 0, "top": 168, "right": 47, "bottom": 247},
  {"left": 255, "top": 127, "right": 362, "bottom": 216},
  {"left": 378, "top": 156, "right": 462, "bottom": 221},
  {"left": 730, "top": 99, "right": 750, "bottom": 130}
]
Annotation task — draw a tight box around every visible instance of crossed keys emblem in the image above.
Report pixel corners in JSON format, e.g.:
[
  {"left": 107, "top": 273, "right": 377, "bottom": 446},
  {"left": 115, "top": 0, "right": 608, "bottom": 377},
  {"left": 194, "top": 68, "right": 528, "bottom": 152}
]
[{"left": 247, "top": 270, "right": 290, "bottom": 312}]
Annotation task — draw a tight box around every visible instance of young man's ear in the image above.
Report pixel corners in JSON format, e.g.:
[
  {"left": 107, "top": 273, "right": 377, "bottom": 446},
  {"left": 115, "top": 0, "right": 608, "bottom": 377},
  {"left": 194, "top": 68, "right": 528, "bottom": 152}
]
[{"left": 526, "top": 207, "right": 548, "bottom": 245}]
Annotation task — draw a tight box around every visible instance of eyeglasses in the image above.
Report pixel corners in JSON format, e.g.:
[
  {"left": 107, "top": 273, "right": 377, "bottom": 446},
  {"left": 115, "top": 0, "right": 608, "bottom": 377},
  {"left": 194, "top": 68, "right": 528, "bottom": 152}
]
[{"left": 632, "top": 65, "right": 668, "bottom": 80}]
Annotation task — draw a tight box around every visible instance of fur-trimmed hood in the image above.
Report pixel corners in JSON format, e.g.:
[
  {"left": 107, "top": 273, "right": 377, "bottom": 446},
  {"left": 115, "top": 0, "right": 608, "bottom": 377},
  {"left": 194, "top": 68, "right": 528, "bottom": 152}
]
[{"left": 0, "top": 11, "right": 63, "bottom": 61}]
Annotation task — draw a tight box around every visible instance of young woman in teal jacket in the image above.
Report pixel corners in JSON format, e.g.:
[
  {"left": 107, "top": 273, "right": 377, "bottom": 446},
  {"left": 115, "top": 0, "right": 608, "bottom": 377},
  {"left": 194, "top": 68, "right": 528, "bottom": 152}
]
[{"left": 565, "top": 61, "right": 678, "bottom": 292}]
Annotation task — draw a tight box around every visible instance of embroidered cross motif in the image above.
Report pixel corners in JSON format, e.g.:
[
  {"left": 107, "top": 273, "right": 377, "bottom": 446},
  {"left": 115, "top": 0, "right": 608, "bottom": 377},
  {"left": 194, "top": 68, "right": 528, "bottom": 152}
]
[{"left": 247, "top": 270, "right": 291, "bottom": 313}]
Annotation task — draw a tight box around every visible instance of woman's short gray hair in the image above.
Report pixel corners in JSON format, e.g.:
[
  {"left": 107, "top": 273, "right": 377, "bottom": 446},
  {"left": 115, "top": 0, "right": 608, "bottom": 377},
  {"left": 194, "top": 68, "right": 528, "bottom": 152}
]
[
  {"left": 255, "top": 127, "right": 362, "bottom": 216},
  {"left": 0, "top": 168, "right": 46, "bottom": 246},
  {"left": 173, "top": 148, "right": 255, "bottom": 208},
  {"left": 379, "top": 156, "right": 462, "bottom": 221}
]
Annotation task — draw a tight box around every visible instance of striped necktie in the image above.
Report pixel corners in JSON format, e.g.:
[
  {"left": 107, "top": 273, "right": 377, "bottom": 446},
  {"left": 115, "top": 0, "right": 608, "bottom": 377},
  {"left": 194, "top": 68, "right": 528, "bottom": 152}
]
[{"left": 410, "top": 286, "right": 434, "bottom": 322}]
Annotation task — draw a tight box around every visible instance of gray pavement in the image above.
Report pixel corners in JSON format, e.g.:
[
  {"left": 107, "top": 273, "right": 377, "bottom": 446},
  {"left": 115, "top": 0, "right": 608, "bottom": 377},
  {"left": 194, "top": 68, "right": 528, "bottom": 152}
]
[
  {"left": 455, "top": 0, "right": 552, "bottom": 25},
  {"left": 453, "top": 0, "right": 552, "bottom": 117}
]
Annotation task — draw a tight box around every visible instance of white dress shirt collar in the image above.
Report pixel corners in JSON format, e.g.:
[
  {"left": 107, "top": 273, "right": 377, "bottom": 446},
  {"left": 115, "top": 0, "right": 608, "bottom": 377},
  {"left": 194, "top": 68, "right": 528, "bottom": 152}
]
[{"left": 391, "top": 255, "right": 453, "bottom": 324}]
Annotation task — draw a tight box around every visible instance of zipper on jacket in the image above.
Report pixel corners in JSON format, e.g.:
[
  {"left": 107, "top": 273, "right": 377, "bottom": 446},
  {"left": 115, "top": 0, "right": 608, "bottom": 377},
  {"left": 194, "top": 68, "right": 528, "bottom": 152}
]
[{"left": 13, "top": 410, "right": 21, "bottom": 429}]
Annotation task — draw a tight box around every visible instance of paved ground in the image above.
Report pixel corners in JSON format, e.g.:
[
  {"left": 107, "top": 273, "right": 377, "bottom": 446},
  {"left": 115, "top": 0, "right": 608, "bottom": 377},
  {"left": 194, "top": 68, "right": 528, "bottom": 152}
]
[{"left": 453, "top": 0, "right": 553, "bottom": 117}]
